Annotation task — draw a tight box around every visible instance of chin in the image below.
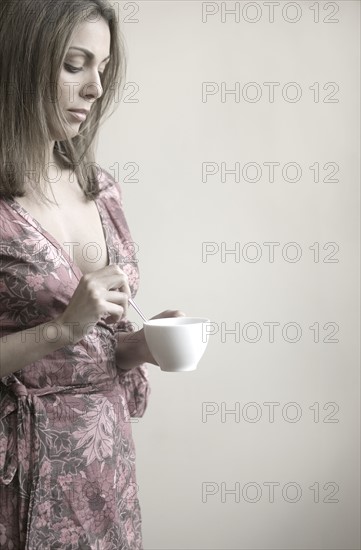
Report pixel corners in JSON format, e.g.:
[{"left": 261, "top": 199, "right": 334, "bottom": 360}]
[{"left": 49, "top": 118, "right": 82, "bottom": 141}]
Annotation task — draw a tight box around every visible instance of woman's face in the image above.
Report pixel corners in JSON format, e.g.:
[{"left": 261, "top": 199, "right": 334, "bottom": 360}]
[{"left": 49, "top": 17, "right": 111, "bottom": 140}]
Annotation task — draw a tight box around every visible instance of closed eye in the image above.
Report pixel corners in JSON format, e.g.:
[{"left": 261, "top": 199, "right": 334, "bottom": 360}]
[
  {"left": 64, "top": 63, "right": 82, "bottom": 73},
  {"left": 64, "top": 63, "right": 104, "bottom": 77}
]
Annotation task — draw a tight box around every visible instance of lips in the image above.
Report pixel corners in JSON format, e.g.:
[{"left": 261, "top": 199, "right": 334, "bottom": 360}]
[{"left": 68, "top": 109, "right": 90, "bottom": 122}]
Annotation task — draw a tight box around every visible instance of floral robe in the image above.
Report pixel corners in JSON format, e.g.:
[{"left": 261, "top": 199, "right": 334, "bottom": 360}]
[{"left": 0, "top": 169, "right": 149, "bottom": 549}]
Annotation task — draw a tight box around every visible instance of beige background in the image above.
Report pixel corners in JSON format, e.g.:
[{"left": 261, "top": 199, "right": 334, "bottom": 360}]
[{"left": 98, "top": 1, "right": 360, "bottom": 549}]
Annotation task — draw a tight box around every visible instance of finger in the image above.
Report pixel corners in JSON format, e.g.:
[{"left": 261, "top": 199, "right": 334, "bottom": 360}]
[
  {"left": 107, "top": 268, "right": 131, "bottom": 296},
  {"left": 92, "top": 264, "right": 131, "bottom": 294},
  {"left": 165, "top": 310, "right": 186, "bottom": 317},
  {"left": 101, "top": 302, "right": 126, "bottom": 324},
  {"left": 104, "top": 290, "right": 129, "bottom": 318},
  {"left": 103, "top": 308, "right": 125, "bottom": 325},
  {"left": 107, "top": 277, "right": 131, "bottom": 305},
  {"left": 150, "top": 309, "right": 186, "bottom": 320},
  {"left": 112, "top": 279, "right": 131, "bottom": 301}
]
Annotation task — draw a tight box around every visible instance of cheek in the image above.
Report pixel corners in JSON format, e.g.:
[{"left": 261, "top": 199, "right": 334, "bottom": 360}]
[{"left": 57, "top": 70, "right": 81, "bottom": 106}]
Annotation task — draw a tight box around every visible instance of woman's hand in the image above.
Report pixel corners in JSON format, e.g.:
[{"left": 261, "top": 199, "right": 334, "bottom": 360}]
[
  {"left": 58, "top": 264, "right": 131, "bottom": 343},
  {"left": 116, "top": 309, "right": 186, "bottom": 370}
]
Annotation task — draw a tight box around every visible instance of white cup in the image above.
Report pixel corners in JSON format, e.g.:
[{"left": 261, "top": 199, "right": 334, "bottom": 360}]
[{"left": 143, "top": 317, "right": 211, "bottom": 372}]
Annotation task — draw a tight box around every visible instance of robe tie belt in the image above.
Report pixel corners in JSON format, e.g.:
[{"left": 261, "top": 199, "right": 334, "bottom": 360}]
[{"left": 0, "top": 379, "right": 117, "bottom": 486}]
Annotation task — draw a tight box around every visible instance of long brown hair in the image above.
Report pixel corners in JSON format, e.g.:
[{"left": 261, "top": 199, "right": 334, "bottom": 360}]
[{"left": 0, "top": 0, "right": 126, "bottom": 203}]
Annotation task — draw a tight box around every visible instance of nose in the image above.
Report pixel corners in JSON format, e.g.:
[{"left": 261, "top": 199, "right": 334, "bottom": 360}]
[{"left": 81, "top": 70, "right": 104, "bottom": 102}]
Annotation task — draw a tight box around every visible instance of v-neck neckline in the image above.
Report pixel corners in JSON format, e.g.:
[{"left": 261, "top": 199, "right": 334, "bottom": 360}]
[{"left": 4, "top": 195, "right": 110, "bottom": 281}]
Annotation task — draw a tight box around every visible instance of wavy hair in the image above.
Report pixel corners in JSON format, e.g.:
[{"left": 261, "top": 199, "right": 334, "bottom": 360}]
[{"left": 0, "top": 0, "right": 126, "bottom": 203}]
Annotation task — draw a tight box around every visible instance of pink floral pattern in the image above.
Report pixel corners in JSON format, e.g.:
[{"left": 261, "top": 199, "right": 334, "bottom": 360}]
[{"left": 0, "top": 169, "right": 150, "bottom": 549}]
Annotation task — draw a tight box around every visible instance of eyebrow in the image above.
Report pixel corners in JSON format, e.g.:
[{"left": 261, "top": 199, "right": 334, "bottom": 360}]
[{"left": 68, "top": 47, "right": 110, "bottom": 62}]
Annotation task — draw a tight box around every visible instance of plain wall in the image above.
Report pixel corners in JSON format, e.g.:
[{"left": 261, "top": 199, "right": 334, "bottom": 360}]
[{"left": 97, "top": 1, "right": 360, "bottom": 549}]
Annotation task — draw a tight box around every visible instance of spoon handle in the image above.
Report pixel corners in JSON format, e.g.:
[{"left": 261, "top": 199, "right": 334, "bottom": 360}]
[{"left": 128, "top": 297, "right": 148, "bottom": 323}]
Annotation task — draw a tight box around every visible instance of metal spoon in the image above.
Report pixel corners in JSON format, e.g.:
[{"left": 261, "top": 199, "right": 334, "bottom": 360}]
[{"left": 128, "top": 297, "right": 148, "bottom": 323}]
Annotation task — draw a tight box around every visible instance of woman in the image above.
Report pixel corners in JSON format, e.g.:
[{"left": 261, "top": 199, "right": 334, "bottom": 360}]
[{"left": 0, "top": 1, "right": 182, "bottom": 548}]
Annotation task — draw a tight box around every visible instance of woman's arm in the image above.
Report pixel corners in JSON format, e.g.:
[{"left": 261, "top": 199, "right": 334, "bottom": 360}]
[
  {"left": 114, "top": 328, "right": 157, "bottom": 371},
  {"left": 0, "top": 317, "right": 74, "bottom": 377},
  {"left": 0, "top": 264, "right": 131, "bottom": 377}
]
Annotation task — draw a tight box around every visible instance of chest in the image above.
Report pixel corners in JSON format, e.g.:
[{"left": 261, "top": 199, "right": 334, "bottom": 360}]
[{"left": 15, "top": 194, "right": 109, "bottom": 276}]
